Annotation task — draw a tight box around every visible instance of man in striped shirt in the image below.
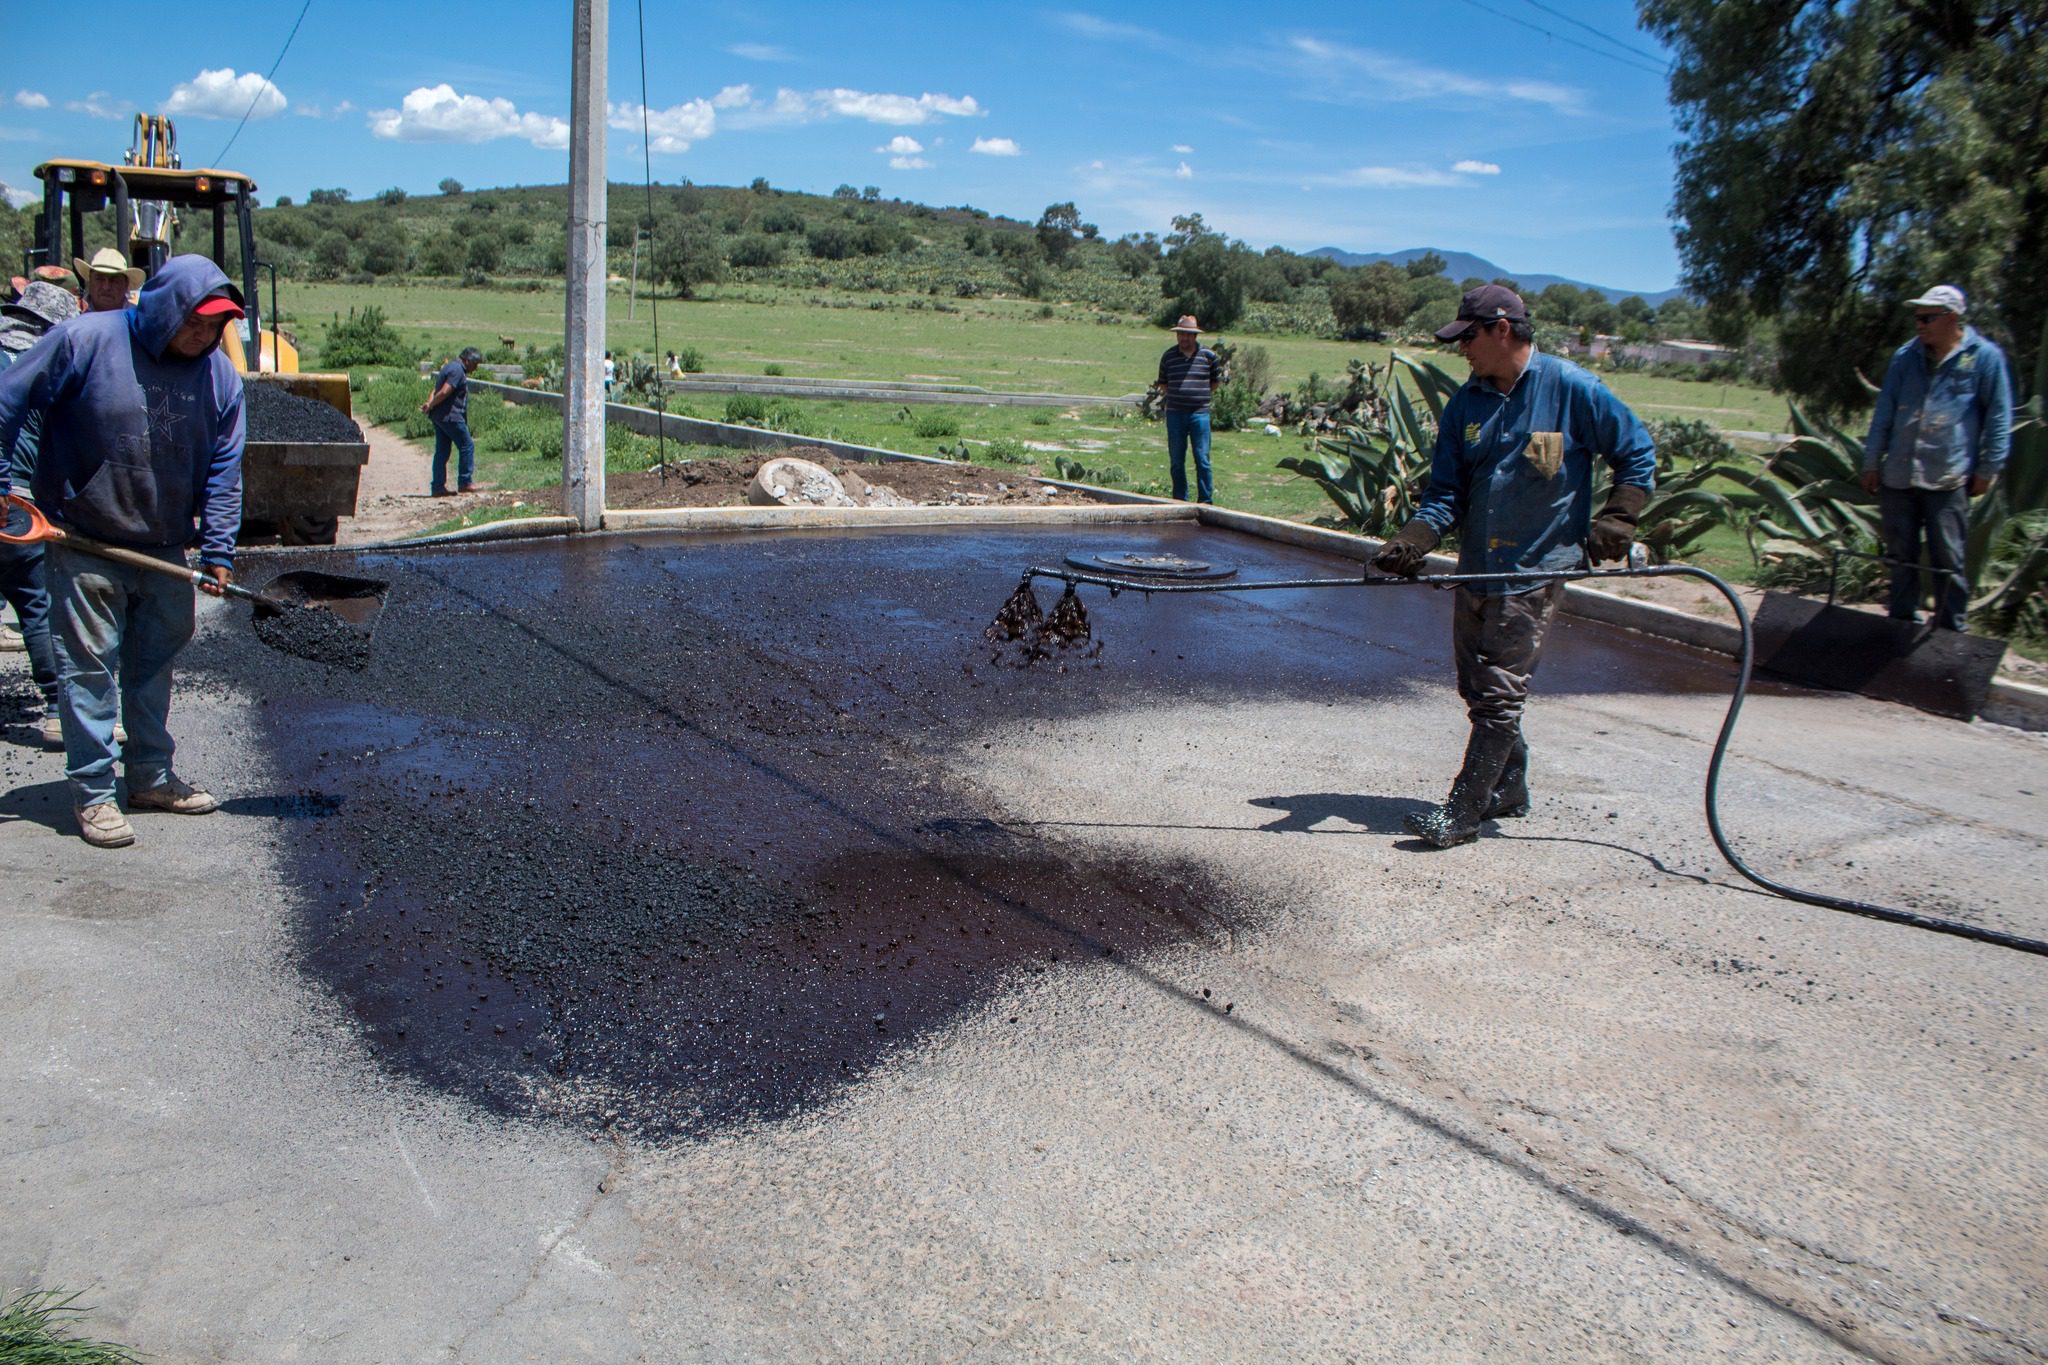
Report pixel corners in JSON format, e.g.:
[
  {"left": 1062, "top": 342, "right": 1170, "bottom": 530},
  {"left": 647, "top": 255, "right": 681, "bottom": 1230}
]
[{"left": 1153, "top": 315, "right": 1222, "bottom": 503}]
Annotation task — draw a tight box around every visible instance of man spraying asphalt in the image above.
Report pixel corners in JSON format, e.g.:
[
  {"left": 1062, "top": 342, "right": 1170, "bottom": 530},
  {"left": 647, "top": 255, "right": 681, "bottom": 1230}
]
[
  {"left": 0, "top": 254, "right": 246, "bottom": 848},
  {"left": 1372, "top": 285, "right": 1656, "bottom": 848}
]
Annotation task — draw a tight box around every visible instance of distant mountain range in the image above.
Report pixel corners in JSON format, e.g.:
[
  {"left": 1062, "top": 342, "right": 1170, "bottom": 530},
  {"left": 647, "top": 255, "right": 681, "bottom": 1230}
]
[{"left": 1308, "top": 246, "right": 1687, "bottom": 308}]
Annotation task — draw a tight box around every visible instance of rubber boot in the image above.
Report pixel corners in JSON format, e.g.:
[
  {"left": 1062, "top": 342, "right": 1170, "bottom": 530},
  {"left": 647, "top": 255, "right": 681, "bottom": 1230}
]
[
  {"left": 1404, "top": 725, "right": 1520, "bottom": 848},
  {"left": 1484, "top": 733, "right": 1529, "bottom": 819}
]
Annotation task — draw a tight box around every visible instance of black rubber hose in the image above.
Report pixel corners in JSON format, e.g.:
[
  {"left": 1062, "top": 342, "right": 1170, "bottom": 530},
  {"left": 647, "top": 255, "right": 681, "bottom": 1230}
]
[{"left": 1023, "top": 561, "right": 2048, "bottom": 960}]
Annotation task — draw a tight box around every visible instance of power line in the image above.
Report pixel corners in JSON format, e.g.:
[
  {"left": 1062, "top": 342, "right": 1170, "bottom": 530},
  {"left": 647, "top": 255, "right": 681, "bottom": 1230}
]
[
  {"left": 1518, "top": 0, "right": 1670, "bottom": 65},
  {"left": 214, "top": 0, "right": 313, "bottom": 165},
  {"left": 637, "top": 0, "right": 668, "bottom": 480},
  {"left": 1448, "top": 0, "right": 1671, "bottom": 78}
]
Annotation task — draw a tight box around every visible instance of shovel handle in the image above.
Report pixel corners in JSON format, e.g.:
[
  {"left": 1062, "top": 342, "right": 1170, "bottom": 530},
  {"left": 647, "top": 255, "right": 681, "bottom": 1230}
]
[{"left": 53, "top": 530, "right": 279, "bottom": 610}]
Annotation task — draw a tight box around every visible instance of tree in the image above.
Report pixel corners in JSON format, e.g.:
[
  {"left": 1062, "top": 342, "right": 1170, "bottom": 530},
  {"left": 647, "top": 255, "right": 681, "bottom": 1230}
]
[
  {"left": 312, "top": 230, "right": 353, "bottom": 277},
  {"left": 419, "top": 233, "right": 465, "bottom": 276},
  {"left": 651, "top": 221, "right": 727, "bottom": 297},
  {"left": 465, "top": 232, "right": 503, "bottom": 273},
  {"left": 439, "top": 178, "right": 463, "bottom": 196},
  {"left": 1110, "top": 237, "right": 1152, "bottom": 279},
  {"left": 1158, "top": 232, "right": 1253, "bottom": 331},
  {"left": 832, "top": 184, "right": 859, "bottom": 201},
  {"left": 376, "top": 187, "right": 408, "bottom": 207},
  {"left": 1641, "top": 0, "right": 2045, "bottom": 413},
  {"left": 1403, "top": 251, "right": 1447, "bottom": 279},
  {"left": 1328, "top": 262, "right": 1413, "bottom": 335},
  {"left": 273, "top": 194, "right": 293, "bottom": 208},
  {"left": 861, "top": 186, "right": 880, "bottom": 203},
  {"left": 749, "top": 177, "right": 772, "bottom": 195},
  {"left": 360, "top": 228, "right": 409, "bottom": 276},
  {"left": 307, "top": 187, "right": 350, "bottom": 206},
  {"left": 806, "top": 222, "right": 854, "bottom": 261},
  {"left": 1035, "top": 201, "right": 1083, "bottom": 266}
]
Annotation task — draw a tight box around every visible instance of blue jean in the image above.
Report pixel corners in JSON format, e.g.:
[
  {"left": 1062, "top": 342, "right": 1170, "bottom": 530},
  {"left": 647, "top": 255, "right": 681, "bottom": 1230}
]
[
  {"left": 1165, "top": 407, "right": 1214, "bottom": 504},
  {"left": 431, "top": 417, "right": 476, "bottom": 493},
  {"left": 0, "top": 538, "right": 59, "bottom": 718},
  {"left": 1878, "top": 485, "right": 1970, "bottom": 631},
  {"left": 44, "top": 543, "right": 194, "bottom": 807}
]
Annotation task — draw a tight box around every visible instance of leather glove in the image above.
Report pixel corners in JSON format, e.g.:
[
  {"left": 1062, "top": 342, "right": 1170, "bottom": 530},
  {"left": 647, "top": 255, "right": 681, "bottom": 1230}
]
[
  {"left": 1588, "top": 485, "right": 1649, "bottom": 564},
  {"left": 1372, "top": 519, "right": 1440, "bottom": 577}
]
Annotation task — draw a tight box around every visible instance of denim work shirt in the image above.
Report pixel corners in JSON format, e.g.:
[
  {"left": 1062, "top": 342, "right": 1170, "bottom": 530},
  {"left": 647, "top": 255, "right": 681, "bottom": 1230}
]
[
  {"left": 1412, "top": 350, "right": 1656, "bottom": 595},
  {"left": 1863, "top": 328, "right": 2013, "bottom": 490}
]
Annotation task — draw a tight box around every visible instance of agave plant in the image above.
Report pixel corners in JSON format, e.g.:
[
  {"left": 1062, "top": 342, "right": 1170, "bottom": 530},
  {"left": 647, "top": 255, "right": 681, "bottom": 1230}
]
[{"left": 1275, "top": 353, "right": 1448, "bottom": 536}]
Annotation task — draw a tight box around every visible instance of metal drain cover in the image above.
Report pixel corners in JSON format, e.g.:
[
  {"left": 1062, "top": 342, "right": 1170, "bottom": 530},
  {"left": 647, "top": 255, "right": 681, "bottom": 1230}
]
[{"left": 1064, "top": 550, "right": 1237, "bottom": 580}]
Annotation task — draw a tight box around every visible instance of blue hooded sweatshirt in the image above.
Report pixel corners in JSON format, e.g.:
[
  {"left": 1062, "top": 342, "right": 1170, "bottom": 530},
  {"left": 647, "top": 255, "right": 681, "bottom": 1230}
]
[{"left": 0, "top": 254, "right": 245, "bottom": 566}]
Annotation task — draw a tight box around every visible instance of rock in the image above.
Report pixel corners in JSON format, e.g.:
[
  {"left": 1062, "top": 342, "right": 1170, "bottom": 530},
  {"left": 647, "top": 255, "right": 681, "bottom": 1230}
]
[{"left": 747, "top": 457, "right": 857, "bottom": 508}]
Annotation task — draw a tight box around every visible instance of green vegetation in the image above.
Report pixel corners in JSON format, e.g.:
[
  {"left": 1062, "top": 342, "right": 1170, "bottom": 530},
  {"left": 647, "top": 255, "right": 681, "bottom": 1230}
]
[{"left": 0, "top": 1288, "right": 140, "bottom": 1364}]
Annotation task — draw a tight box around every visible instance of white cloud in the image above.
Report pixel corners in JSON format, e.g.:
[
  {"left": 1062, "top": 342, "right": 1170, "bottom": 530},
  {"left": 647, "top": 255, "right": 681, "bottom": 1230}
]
[
  {"left": 1312, "top": 165, "right": 1465, "bottom": 188},
  {"left": 816, "top": 89, "right": 981, "bottom": 125},
  {"left": 14, "top": 91, "right": 49, "bottom": 110},
  {"left": 164, "top": 68, "right": 286, "bottom": 120},
  {"left": 879, "top": 135, "right": 924, "bottom": 155},
  {"left": 368, "top": 84, "right": 567, "bottom": 149},
  {"left": 66, "top": 91, "right": 126, "bottom": 120},
  {"left": 889, "top": 156, "right": 932, "bottom": 170},
  {"left": 729, "top": 42, "right": 795, "bottom": 61},
  {"left": 1453, "top": 159, "right": 1501, "bottom": 175},
  {"left": 1175, "top": 161, "right": 1193, "bottom": 179},
  {"left": 1053, "top": 12, "right": 1166, "bottom": 46},
  {"left": 971, "top": 136, "right": 1021, "bottom": 156},
  {"left": 610, "top": 99, "right": 716, "bottom": 153},
  {"left": 1285, "top": 37, "right": 1585, "bottom": 115},
  {"left": 712, "top": 84, "right": 753, "bottom": 109},
  {"left": 1172, "top": 143, "right": 1193, "bottom": 154},
  {"left": 1, "top": 181, "right": 38, "bottom": 209}
]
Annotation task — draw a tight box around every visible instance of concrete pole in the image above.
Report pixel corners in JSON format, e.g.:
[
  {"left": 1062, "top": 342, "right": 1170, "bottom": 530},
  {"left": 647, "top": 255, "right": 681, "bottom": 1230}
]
[{"left": 562, "top": 0, "right": 606, "bottom": 531}]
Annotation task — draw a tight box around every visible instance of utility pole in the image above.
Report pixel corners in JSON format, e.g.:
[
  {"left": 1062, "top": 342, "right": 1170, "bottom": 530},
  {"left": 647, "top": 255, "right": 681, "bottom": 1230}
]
[{"left": 562, "top": 0, "right": 606, "bottom": 532}]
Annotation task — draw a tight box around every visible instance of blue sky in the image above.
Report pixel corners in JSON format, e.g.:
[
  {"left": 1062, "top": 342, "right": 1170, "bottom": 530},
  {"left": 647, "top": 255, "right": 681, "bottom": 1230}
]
[{"left": 2, "top": 1, "right": 1685, "bottom": 292}]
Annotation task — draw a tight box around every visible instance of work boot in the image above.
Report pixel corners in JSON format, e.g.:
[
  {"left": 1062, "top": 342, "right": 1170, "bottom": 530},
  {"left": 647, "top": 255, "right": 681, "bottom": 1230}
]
[
  {"left": 1404, "top": 725, "right": 1520, "bottom": 848},
  {"left": 76, "top": 802, "right": 136, "bottom": 848},
  {"left": 129, "top": 774, "right": 219, "bottom": 815},
  {"left": 38, "top": 713, "right": 63, "bottom": 749},
  {"left": 1484, "top": 734, "right": 1530, "bottom": 819}
]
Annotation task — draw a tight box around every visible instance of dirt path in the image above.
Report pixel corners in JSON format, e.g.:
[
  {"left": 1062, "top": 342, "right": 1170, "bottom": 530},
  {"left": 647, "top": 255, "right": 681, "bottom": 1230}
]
[{"left": 339, "top": 423, "right": 503, "bottom": 546}]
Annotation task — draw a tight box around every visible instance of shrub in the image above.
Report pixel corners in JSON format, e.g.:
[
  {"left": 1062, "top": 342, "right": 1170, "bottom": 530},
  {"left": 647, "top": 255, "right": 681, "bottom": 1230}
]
[
  {"left": 911, "top": 410, "right": 960, "bottom": 440},
  {"left": 723, "top": 394, "right": 768, "bottom": 425},
  {"left": 763, "top": 363, "right": 785, "bottom": 376},
  {"left": 674, "top": 345, "right": 706, "bottom": 372},
  {"left": 1211, "top": 378, "right": 1261, "bottom": 431},
  {"left": 727, "top": 233, "right": 786, "bottom": 268},
  {"left": 320, "top": 306, "right": 414, "bottom": 368},
  {"left": 984, "top": 437, "right": 1032, "bottom": 464}
]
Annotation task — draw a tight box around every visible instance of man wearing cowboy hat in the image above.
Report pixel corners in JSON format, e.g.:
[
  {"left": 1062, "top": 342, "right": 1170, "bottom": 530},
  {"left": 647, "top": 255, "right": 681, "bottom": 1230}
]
[
  {"left": 1152, "top": 315, "right": 1223, "bottom": 504},
  {"left": 0, "top": 254, "right": 247, "bottom": 847},
  {"left": 77, "top": 247, "right": 145, "bottom": 315}
]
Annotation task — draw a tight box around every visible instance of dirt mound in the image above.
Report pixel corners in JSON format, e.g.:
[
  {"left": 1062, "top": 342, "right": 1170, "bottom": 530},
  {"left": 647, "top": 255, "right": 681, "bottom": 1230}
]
[{"left": 598, "top": 450, "right": 1081, "bottom": 509}]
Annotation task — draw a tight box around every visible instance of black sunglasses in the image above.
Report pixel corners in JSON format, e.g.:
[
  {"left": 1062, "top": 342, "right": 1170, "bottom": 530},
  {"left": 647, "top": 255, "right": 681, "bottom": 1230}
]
[
  {"left": 1913, "top": 312, "right": 1947, "bottom": 325},
  {"left": 1452, "top": 320, "right": 1494, "bottom": 345}
]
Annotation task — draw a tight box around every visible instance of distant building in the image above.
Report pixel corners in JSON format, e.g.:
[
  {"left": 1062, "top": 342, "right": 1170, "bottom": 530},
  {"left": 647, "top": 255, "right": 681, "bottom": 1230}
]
[{"left": 1560, "top": 335, "right": 1736, "bottom": 368}]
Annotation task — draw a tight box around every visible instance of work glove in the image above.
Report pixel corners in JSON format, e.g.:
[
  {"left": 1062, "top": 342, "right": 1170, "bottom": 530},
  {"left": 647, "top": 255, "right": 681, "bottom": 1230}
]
[
  {"left": 1588, "top": 485, "right": 1649, "bottom": 564},
  {"left": 1372, "top": 519, "right": 1440, "bottom": 577}
]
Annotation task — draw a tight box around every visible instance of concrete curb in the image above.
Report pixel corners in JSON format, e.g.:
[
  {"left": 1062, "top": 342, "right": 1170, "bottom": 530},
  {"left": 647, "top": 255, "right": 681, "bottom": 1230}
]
[{"left": 602, "top": 504, "right": 1195, "bottom": 533}]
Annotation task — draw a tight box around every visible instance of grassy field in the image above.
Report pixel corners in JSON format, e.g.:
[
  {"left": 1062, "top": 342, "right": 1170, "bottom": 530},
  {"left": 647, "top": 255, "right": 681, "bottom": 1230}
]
[{"left": 283, "top": 280, "right": 1804, "bottom": 433}]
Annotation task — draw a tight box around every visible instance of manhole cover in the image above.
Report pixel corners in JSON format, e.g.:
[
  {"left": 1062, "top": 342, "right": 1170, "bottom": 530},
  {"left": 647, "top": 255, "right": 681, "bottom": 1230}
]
[{"left": 1064, "top": 550, "right": 1237, "bottom": 580}]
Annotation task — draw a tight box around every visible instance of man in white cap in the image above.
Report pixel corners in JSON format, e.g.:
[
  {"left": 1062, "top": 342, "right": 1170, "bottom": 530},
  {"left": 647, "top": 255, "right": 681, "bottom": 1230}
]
[
  {"left": 1152, "top": 315, "right": 1222, "bottom": 503},
  {"left": 75, "top": 247, "right": 144, "bottom": 315},
  {"left": 1860, "top": 285, "right": 2012, "bottom": 632}
]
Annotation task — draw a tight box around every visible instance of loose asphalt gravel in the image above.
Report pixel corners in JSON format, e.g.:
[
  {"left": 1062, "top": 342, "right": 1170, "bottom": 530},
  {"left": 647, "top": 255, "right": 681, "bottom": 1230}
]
[
  {"left": 3, "top": 521, "right": 2044, "bottom": 1362},
  {"left": 243, "top": 382, "right": 365, "bottom": 445}
]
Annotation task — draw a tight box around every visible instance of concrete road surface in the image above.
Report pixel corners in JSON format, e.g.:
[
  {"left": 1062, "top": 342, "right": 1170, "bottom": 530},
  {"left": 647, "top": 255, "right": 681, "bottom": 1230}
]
[{"left": 2, "top": 523, "right": 2043, "bottom": 1363}]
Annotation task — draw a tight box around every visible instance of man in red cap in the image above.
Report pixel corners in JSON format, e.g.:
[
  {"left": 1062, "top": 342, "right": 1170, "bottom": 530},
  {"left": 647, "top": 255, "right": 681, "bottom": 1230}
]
[{"left": 0, "top": 254, "right": 247, "bottom": 848}]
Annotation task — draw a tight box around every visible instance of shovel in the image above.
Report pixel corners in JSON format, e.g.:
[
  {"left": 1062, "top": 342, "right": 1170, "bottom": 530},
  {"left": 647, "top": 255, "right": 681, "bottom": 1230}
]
[{"left": 1, "top": 493, "right": 387, "bottom": 670}]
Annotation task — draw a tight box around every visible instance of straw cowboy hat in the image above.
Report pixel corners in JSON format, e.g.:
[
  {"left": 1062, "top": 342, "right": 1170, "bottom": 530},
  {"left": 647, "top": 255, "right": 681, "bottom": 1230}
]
[{"left": 75, "top": 247, "right": 145, "bottom": 290}]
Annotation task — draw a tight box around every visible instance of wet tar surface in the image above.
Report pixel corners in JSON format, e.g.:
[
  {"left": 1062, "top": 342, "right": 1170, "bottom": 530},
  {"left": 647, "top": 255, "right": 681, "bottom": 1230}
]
[
  {"left": 244, "top": 382, "right": 366, "bottom": 444},
  {"left": 189, "top": 525, "right": 1756, "bottom": 1140}
]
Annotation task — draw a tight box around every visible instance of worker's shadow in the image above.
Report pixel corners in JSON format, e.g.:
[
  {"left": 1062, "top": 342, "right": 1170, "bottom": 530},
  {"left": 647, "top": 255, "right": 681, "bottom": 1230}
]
[
  {"left": 0, "top": 779, "right": 77, "bottom": 835},
  {"left": 1248, "top": 792, "right": 1433, "bottom": 835}
]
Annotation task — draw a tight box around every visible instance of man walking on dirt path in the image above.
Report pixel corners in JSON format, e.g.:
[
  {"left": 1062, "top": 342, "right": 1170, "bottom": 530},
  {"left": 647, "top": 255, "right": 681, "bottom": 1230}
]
[
  {"left": 0, "top": 254, "right": 246, "bottom": 849},
  {"left": 0, "top": 280, "right": 82, "bottom": 749},
  {"left": 1860, "top": 284, "right": 2012, "bottom": 633},
  {"left": 1372, "top": 284, "right": 1656, "bottom": 849},
  {"left": 422, "top": 346, "right": 484, "bottom": 496},
  {"left": 1153, "top": 315, "right": 1221, "bottom": 504}
]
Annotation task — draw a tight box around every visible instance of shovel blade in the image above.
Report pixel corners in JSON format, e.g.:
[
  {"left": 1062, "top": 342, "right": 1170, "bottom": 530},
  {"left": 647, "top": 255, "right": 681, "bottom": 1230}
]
[
  {"left": 245, "top": 569, "right": 389, "bottom": 671},
  {"left": 256, "top": 569, "right": 388, "bottom": 627}
]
